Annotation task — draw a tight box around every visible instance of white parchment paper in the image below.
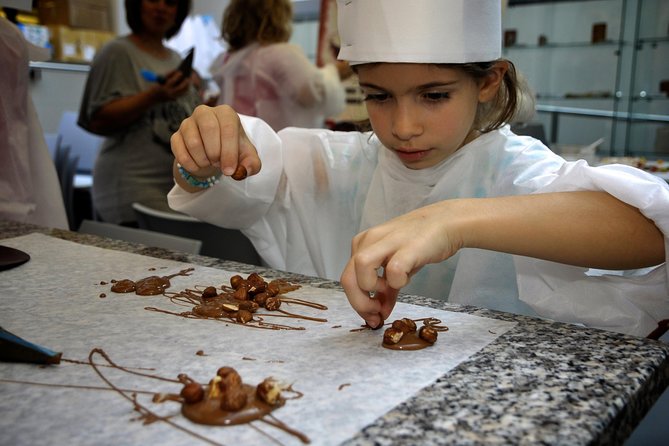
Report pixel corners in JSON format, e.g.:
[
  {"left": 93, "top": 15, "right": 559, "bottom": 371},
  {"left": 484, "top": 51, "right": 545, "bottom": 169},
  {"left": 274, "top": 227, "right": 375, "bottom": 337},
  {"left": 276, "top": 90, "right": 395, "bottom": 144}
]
[{"left": 0, "top": 234, "right": 516, "bottom": 445}]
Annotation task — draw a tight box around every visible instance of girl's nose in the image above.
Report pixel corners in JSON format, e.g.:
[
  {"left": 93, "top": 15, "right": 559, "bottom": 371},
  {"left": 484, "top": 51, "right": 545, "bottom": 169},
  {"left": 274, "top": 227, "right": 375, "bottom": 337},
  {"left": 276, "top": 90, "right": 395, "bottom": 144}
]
[{"left": 391, "top": 102, "right": 423, "bottom": 141}]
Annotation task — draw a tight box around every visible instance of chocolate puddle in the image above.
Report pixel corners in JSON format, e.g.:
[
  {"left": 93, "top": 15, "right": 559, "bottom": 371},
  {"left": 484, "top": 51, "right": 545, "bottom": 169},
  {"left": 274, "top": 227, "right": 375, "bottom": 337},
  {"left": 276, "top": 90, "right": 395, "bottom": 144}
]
[
  {"left": 81, "top": 348, "right": 307, "bottom": 444},
  {"left": 181, "top": 383, "right": 279, "bottom": 426},
  {"left": 382, "top": 317, "right": 449, "bottom": 351}
]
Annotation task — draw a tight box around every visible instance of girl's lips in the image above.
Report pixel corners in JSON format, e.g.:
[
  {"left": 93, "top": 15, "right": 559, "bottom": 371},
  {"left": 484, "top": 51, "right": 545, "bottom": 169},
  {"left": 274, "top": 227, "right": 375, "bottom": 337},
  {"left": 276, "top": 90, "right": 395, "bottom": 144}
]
[{"left": 393, "top": 148, "right": 431, "bottom": 163}]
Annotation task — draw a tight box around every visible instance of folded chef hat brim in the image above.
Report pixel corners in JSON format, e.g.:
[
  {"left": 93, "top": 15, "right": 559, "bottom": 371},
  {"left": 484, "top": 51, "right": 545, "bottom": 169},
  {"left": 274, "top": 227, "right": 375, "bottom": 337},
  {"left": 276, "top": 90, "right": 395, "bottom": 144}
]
[{"left": 337, "top": 0, "right": 502, "bottom": 65}]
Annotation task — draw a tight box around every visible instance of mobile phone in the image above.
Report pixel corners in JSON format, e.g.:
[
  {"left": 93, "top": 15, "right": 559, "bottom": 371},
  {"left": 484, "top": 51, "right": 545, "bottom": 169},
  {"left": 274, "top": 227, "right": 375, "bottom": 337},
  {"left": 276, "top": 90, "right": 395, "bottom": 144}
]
[
  {"left": 140, "top": 47, "right": 195, "bottom": 84},
  {"left": 176, "top": 47, "right": 195, "bottom": 79}
]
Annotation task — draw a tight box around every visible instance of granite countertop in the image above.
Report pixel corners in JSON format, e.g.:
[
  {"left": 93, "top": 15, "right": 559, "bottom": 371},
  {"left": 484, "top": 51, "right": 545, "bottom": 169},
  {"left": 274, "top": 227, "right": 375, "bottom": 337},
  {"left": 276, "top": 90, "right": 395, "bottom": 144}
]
[{"left": 1, "top": 220, "right": 668, "bottom": 445}]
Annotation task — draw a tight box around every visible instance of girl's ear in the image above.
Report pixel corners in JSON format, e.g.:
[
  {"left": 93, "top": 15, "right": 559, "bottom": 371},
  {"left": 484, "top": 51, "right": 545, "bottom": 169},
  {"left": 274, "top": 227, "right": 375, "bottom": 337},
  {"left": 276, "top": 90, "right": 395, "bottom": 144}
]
[{"left": 478, "top": 61, "right": 508, "bottom": 103}]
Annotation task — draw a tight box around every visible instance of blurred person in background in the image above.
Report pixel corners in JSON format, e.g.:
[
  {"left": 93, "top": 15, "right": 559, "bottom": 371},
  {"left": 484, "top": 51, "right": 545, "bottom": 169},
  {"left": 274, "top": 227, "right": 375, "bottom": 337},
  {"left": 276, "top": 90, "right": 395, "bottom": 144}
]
[
  {"left": 0, "top": 0, "right": 68, "bottom": 229},
  {"left": 78, "top": 0, "right": 200, "bottom": 226},
  {"left": 209, "top": 0, "right": 348, "bottom": 131}
]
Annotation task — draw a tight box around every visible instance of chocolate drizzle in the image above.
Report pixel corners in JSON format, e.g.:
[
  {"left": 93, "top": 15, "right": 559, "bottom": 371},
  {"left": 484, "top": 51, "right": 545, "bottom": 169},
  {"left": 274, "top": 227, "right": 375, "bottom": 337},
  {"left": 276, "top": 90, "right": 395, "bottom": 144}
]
[
  {"left": 12, "top": 348, "right": 309, "bottom": 445},
  {"left": 106, "top": 270, "right": 328, "bottom": 331}
]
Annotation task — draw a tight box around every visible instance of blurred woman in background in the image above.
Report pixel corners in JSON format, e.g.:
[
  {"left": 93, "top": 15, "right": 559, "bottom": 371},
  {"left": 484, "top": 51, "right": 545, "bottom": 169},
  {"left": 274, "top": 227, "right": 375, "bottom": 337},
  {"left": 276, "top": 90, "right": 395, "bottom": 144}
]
[
  {"left": 209, "top": 0, "right": 348, "bottom": 131},
  {"left": 78, "top": 0, "right": 200, "bottom": 226}
]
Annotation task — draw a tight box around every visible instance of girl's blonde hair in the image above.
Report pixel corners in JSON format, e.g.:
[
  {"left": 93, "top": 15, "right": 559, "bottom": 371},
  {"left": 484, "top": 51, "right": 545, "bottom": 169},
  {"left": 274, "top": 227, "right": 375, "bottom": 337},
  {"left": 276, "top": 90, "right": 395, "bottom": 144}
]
[{"left": 222, "top": 0, "right": 293, "bottom": 51}]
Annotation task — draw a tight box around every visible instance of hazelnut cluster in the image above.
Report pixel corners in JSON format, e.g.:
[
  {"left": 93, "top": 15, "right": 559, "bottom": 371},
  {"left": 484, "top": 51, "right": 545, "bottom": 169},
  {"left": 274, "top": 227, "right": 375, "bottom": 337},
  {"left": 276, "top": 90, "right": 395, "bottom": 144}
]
[
  {"left": 382, "top": 318, "right": 438, "bottom": 346},
  {"left": 179, "top": 366, "right": 285, "bottom": 411},
  {"left": 228, "top": 273, "right": 283, "bottom": 312},
  {"left": 196, "top": 273, "right": 288, "bottom": 325}
]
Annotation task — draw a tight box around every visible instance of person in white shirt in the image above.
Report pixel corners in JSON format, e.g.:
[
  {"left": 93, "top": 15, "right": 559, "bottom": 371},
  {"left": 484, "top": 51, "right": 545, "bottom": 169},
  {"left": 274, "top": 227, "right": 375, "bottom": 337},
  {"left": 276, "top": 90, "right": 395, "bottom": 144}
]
[{"left": 0, "top": 0, "right": 68, "bottom": 229}]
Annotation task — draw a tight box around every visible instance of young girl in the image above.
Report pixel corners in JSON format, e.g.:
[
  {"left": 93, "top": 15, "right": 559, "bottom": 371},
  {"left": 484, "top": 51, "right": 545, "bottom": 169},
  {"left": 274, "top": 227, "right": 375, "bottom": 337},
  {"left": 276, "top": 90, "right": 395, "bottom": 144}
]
[{"left": 169, "top": 0, "right": 668, "bottom": 337}]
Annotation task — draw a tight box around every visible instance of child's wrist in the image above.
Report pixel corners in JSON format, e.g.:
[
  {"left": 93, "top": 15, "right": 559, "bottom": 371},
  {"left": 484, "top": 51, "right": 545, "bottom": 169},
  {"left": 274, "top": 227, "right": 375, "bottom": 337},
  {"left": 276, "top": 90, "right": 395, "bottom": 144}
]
[{"left": 176, "top": 163, "right": 222, "bottom": 189}]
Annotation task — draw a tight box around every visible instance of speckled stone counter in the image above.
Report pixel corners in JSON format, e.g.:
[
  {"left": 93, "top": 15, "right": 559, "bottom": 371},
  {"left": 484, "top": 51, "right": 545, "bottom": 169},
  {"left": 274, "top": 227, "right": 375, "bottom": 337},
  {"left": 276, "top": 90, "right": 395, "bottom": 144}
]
[{"left": 1, "top": 220, "right": 668, "bottom": 446}]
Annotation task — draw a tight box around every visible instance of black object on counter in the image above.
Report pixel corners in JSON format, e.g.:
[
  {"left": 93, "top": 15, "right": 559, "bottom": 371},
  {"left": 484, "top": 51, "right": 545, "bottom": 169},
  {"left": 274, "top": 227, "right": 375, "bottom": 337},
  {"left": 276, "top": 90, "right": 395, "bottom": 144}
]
[
  {"left": 0, "top": 327, "right": 62, "bottom": 365},
  {"left": 0, "top": 245, "right": 30, "bottom": 271}
]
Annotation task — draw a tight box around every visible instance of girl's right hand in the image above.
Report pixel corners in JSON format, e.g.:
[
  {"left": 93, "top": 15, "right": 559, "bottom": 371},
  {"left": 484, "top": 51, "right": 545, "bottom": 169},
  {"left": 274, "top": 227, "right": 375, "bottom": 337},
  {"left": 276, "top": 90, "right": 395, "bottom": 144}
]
[{"left": 170, "top": 104, "right": 262, "bottom": 180}]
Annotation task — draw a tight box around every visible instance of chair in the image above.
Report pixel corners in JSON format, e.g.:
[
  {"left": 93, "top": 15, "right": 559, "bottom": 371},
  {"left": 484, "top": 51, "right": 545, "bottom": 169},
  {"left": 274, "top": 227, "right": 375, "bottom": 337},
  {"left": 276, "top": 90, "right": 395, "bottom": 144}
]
[
  {"left": 78, "top": 219, "right": 202, "bottom": 254},
  {"left": 53, "top": 142, "right": 79, "bottom": 230},
  {"left": 132, "top": 202, "right": 262, "bottom": 265},
  {"left": 56, "top": 111, "right": 104, "bottom": 174}
]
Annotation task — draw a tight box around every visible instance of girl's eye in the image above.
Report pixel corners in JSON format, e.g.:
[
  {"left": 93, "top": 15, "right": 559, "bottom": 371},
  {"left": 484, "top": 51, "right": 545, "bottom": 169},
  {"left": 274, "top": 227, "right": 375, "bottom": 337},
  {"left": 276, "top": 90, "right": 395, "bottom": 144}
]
[
  {"left": 362, "top": 93, "right": 390, "bottom": 102},
  {"left": 423, "top": 92, "right": 450, "bottom": 101}
]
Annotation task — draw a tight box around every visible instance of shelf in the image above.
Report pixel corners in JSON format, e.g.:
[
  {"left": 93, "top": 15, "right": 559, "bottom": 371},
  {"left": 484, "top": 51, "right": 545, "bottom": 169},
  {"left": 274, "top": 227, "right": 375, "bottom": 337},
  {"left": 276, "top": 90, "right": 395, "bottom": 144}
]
[
  {"left": 503, "top": 40, "right": 623, "bottom": 50},
  {"left": 29, "top": 61, "right": 90, "bottom": 73},
  {"left": 637, "top": 36, "right": 669, "bottom": 45},
  {"left": 536, "top": 104, "right": 669, "bottom": 123},
  {"left": 536, "top": 94, "right": 616, "bottom": 100}
]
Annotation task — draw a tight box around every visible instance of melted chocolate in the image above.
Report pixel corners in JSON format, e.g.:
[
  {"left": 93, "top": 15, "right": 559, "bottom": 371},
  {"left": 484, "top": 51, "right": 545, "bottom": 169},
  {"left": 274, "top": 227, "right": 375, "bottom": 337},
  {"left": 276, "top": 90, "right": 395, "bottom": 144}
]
[
  {"left": 181, "top": 383, "right": 281, "bottom": 426},
  {"left": 109, "top": 268, "right": 194, "bottom": 295},
  {"left": 14, "top": 348, "right": 309, "bottom": 445},
  {"left": 107, "top": 269, "right": 328, "bottom": 331},
  {"left": 382, "top": 332, "right": 432, "bottom": 351},
  {"left": 382, "top": 317, "right": 449, "bottom": 351}
]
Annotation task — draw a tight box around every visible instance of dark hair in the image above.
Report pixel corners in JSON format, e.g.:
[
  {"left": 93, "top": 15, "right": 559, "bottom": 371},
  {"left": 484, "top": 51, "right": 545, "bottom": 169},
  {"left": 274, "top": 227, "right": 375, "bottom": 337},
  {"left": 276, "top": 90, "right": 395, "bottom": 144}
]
[
  {"left": 222, "top": 0, "right": 293, "bottom": 51},
  {"left": 125, "top": 0, "right": 191, "bottom": 40}
]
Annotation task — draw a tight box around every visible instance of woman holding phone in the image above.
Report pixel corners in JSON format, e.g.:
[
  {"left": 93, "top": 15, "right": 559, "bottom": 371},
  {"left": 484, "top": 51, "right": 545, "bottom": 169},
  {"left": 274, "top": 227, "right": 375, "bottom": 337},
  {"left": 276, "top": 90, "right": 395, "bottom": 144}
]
[{"left": 78, "top": 0, "right": 200, "bottom": 226}]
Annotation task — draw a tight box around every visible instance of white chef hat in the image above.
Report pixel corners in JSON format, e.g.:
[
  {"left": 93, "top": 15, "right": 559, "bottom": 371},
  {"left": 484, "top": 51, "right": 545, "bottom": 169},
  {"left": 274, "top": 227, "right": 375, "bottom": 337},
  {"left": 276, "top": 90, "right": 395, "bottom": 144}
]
[{"left": 337, "top": 0, "right": 501, "bottom": 65}]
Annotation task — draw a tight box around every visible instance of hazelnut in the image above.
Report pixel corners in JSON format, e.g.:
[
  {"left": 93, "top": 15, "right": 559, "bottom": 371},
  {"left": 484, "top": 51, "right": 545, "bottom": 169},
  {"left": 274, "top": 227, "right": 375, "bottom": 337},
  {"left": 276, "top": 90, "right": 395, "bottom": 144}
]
[
  {"left": 230, "top": 275, "right": 244, "bottom": 289},
  {"left": 222, "top": 303, "right": 239, "bottom": 312},
  {"left": 264, "top": 296, "right": 281, "bottom": 311},
  {"left": 201, "top": 286, "right": 218, "bottom": 299},
  {"left": 391, "top": 319, "right": 412, "bottom": 334},
  {"left": 418, "top": 325, "right": 438, "bottom": 344},
  {"left": 231, "top": 164, "right": 247, "bottom": 181},
  {"left": 383, "top": 327, "right": 404, "bottom": 345},
  {"left": 266, "top": 281, "right": 280, "bottom": 297},
  {"left": 207, "top": 376, "right": 223, "bottom": 398},
  {"left": 217, "top": 367, "right": 243, "bottom": 389},
  {"left": 401, "top": 318, "right": 417, "bottom": 332},
  {"left": 220, "top": 386, "right": 247, "bottom": 411},
  {"left": 365, "top": 319, "right": 385, "bottom": 330},
  {"left": 256, "top": 378, "right": 282, "bottom": 406},
  {"left": 236, "top": 309, "right": 253, "bottom": 324},
  {"left": 180, "top": 382, "right": 204, "bottom": 404},
  {"left": 239, "top": 300, "right": 259, "bottom": 312},
  {"left": 247, "top": 272, "right": 266, "bottom": 289},
  {"left": 233, "top": 286, "right": 249, "bottom": 301},
  {"left": 253, "top": 292, "right": 269, "bottom": 307}
]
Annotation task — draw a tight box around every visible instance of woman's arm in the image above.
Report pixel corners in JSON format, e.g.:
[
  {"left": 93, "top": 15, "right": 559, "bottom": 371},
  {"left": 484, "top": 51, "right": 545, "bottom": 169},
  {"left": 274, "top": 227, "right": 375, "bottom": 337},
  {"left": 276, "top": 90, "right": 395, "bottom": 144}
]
[
  {"left": 86, "top": 71, "right": 191, "bottom": 135},
  {"left": 341, "top": 191, "right": 665, "bottom": 327}
]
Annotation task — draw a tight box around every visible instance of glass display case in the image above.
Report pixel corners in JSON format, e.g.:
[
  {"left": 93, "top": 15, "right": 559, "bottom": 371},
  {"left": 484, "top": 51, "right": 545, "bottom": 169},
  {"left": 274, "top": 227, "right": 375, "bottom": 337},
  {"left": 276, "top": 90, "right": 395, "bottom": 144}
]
[{"left": 504, "top": 0, "right": 669, "bottom": 157}]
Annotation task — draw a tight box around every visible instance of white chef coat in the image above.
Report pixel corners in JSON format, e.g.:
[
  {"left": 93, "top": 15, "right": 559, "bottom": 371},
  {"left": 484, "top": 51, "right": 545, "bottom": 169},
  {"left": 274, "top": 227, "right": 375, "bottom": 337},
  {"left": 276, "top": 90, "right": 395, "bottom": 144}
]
[
  {"left": 169, "top": 116, "right": 669, "bottom": 337},
  {"left": 0, "top": 18, "right": 68, "bottom": 229},
  {"left": 209, "top": 43, "right": 345, "bottom": 131}
]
